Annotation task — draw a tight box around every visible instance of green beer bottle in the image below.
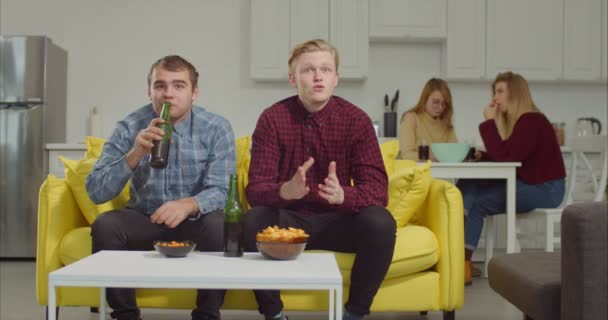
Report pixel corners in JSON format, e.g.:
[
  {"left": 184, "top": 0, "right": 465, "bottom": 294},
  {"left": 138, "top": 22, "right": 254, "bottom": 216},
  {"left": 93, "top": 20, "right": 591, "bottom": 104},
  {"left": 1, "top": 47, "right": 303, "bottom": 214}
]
[
  {"left": 150, "top": 101, "right": 172, "bottom": 169},
  {"left": 224, "top": 174, "right": 244, "bottom": 257}
]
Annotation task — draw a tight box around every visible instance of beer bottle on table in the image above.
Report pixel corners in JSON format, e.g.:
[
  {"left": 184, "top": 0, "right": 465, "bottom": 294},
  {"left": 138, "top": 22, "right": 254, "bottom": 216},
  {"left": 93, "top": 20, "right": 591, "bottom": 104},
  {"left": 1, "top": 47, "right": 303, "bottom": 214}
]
[
  {"left": 224, "top": 174, "right": 244, "bottom": 257},
  {"left": 150, "top": 101, "right": 172, "bottom": 169}
]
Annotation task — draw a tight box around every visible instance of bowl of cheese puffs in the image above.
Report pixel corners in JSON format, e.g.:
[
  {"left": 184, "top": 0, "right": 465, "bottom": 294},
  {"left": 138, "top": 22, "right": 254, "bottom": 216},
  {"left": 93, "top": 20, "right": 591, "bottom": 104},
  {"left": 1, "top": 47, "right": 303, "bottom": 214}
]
[
  {"left": 153, "top": 240, "right": 196, "bottom": 258},
  {"left": 256, "top": 226, "right": 309, "bottom": 260}
]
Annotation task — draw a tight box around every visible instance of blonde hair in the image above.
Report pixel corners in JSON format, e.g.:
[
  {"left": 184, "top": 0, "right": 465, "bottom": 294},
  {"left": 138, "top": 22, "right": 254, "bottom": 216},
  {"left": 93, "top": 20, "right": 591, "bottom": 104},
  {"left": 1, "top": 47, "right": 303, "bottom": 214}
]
[
  {"left": 401, "top": 78, "right": 454, "bottom": 130},
  {"left": 288, "top": 39, "right": 339, "bottom": 74},
  {"left": 492, "top": 71, "right": 540, "bottom": 138}
]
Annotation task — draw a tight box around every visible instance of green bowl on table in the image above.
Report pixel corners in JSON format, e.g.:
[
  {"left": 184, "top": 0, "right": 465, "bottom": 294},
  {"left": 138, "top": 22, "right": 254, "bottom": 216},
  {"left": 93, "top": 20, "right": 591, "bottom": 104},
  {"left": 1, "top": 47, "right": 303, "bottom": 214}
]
[{"left": 431, "top": 143, "right": 470, "bottom": 163}]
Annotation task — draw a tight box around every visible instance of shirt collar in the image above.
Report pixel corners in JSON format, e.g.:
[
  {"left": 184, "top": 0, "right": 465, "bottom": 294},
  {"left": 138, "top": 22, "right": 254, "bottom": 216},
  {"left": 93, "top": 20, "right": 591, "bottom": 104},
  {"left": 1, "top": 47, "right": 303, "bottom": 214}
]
[
  {"left": 295, "top": 96, "right": 336, "bottom": 126},
  {"left": 172, "top": 110, "right": 192, "bottom": 137}
]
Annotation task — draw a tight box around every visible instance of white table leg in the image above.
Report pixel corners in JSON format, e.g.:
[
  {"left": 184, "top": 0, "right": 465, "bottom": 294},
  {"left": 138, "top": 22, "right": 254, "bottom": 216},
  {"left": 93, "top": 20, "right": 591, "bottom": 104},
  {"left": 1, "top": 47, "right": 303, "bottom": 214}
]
[
  {"left": 329, "top": 288, "right": 335, "bottom": 320},
  {"left": 48, "top": 281, "right": 56, "bottom": 320},
  {"left": 506, "top": 172, "right": 517, "bottom": 253},
  {"left": 335, "top": 286, "right": 343, "bottom": 320},
  {"left": 99, "top": 287, "right": 106, "bottom": 320}
]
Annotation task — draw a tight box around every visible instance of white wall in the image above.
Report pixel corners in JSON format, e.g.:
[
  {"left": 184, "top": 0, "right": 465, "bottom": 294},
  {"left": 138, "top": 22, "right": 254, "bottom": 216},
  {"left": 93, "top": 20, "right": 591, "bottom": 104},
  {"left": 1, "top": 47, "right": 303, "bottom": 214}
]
[{"left": 2, "top": 0, "right": 607, "bottom": 143}]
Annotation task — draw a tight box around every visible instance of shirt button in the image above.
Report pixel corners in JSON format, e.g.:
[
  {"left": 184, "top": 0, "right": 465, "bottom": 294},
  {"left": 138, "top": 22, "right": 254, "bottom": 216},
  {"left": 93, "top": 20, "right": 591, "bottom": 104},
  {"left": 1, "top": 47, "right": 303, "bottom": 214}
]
[{"left": 307, "top": 124, "right": 312, "bottom": 129}]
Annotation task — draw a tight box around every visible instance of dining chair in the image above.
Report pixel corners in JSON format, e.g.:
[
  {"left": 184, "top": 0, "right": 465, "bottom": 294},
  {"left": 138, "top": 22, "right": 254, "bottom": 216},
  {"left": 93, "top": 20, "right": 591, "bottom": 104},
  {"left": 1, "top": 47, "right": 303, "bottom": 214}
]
[{"left": 482, "top": 134, "right": 608, "bottom": 277}]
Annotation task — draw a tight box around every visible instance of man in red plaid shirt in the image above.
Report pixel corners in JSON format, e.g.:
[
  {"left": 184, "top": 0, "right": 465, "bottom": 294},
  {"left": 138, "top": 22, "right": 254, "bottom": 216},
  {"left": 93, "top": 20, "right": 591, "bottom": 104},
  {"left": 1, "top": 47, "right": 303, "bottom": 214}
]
[{"left": 244, "top": 39, "right": 396, "bottom": 320}]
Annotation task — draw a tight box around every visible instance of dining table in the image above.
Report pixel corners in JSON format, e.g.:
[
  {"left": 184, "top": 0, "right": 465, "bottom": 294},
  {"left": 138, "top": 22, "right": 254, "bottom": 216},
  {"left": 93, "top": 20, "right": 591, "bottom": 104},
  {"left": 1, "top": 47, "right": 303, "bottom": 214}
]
[{"left": 428, "top": 161, "right": 522, "bottom": 254}]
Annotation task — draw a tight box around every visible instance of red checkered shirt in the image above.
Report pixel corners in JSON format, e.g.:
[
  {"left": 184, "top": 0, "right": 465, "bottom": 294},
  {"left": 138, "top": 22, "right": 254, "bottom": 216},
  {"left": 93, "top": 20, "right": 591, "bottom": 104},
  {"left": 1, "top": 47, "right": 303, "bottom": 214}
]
[{"left": 246, "top": 95, "right": 388, "bottom": 214}]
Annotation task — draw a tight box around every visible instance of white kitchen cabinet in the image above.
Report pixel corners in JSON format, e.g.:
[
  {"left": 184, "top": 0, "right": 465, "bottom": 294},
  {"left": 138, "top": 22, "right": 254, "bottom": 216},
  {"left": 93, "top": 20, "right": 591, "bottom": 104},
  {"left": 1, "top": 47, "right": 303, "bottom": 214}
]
[
  {"left": 330, "top": 0, "right": 368, "bottom": 79},
  {"left": 46, "top": 144, "right": 87, "bottom": 177},
  {"left": 290, "top": 0, "right": 329, "bottom": 47},
  {"left": 444, "top": 0, "right": 486, "bottom": 80},
  {"left": 486, "top": 0, "right": 563, "bottom": 81},
  {"left": 564, "top": 0, "right": 603, "bottom": 81},
  {"left": 250, "top": 0, "right": 290, "bottom": 80},
  {"left": 369, "top": 0, "right": 446, "bottom": 42},
  {"left": 602, "top": 0, "right": 608, "bottom": 81},
  {"left": 250, "top": 0, "right": 368, "bottom": 81}
]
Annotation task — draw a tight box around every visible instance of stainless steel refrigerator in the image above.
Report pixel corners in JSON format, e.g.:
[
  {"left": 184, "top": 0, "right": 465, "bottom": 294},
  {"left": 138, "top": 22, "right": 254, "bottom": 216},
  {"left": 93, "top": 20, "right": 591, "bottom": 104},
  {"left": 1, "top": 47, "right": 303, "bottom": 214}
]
[{"left": 0, "top": 35, "right": 67, "bottom": 258}]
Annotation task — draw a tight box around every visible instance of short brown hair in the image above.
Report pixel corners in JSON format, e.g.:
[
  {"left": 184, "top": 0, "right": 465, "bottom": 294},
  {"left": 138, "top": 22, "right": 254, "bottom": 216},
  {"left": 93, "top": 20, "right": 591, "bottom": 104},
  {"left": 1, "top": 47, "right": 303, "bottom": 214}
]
[
  {"left": 288, "top": 39, "right": 339, "bottom": 73},
  {"left": 147, "top": 55, "right": 199, "bottom": 88}
]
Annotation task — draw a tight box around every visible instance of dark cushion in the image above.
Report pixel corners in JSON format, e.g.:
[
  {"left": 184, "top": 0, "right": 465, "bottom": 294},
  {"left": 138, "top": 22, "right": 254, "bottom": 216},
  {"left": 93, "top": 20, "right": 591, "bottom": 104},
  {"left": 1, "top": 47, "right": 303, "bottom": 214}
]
[
  {"left": 561, "top": 202, "right": 608, "bottom": 320},
  {"left": 488, "top": 252, "right": 561, "bottom": 320}
]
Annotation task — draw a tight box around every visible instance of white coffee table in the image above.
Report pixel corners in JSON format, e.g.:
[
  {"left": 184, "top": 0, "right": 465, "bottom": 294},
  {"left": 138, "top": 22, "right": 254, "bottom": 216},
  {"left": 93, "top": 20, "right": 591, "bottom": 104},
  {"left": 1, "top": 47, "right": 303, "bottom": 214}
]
[{"left": 48, "top": 251, "right": 343, "bottom": 320}]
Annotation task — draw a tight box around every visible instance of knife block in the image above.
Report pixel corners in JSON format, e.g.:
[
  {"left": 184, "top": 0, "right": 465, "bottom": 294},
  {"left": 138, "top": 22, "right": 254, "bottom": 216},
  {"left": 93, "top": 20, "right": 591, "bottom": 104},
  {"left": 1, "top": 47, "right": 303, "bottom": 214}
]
[{"left": 384, "top": 112, "right": 397, "bottom": 137}]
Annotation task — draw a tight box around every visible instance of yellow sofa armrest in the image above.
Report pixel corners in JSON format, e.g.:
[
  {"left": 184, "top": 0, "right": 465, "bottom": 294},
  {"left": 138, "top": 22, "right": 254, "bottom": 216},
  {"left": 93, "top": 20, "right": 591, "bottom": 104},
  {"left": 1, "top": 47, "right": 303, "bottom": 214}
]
[
  {"left": 416, "top": 179, "right": 464, "bottom": 310},
  {"left": 36, "top": 175, "right": 88, "bottom": 306}
]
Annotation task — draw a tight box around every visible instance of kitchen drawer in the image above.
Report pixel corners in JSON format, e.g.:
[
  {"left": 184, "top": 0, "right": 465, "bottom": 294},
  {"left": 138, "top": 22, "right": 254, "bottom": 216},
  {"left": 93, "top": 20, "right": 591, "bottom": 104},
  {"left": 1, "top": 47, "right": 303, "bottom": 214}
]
[{"left": 46, "top": 144, "right": 87, "bottom": 177}]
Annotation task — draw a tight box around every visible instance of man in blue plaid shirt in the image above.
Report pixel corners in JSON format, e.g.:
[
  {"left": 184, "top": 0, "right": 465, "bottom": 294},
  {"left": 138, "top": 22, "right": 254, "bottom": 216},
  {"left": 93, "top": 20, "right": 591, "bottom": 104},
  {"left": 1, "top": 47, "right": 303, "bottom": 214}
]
[{"left": 86, "top": 55, "right": 235, "bottom": 320}]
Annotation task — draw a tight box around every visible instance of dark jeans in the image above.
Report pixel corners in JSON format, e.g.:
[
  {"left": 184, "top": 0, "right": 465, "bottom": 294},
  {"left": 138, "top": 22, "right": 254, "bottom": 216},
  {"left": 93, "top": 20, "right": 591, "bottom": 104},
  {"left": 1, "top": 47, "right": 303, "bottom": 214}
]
[
  {"left": 244, "top": 206, "right": 396, "bottom": 317},
  {"left": 457, "top": 178, "right": 565, "bottom": 250},
  {"left": 91, "top": 208, "right": 225, "bottom": 320}
]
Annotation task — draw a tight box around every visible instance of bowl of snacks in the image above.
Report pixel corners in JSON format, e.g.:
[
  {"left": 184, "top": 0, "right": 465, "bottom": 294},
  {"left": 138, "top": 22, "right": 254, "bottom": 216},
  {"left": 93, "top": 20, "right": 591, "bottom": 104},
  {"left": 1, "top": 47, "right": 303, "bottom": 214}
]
[
  {"left": 153, "top": 240, "right": 196, "bottom": 258},
  {"left": 256, "top": 226, "right": 309, "bottom": 260}
]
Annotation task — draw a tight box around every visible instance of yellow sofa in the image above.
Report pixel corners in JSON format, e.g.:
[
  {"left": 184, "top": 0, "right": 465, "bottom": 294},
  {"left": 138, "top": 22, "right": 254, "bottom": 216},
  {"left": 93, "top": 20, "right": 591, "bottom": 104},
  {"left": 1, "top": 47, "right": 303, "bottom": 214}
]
[{"left": 36, "top": 138, "right": 464, "bottom": 320}]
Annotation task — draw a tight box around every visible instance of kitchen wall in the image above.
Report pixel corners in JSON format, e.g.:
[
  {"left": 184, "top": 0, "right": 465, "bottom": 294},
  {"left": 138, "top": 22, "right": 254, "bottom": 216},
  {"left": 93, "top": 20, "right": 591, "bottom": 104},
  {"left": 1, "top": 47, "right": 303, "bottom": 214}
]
[{"left": 2, "top": 0, "right": 606, "bottom": 144}]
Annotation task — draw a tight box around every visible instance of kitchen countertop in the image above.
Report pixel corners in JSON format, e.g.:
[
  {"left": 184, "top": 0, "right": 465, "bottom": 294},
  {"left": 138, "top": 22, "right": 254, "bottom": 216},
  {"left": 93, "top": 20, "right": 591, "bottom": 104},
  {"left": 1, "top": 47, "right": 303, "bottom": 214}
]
[{"left": 46, "top": 143, "right": 86, "bottom": 150}]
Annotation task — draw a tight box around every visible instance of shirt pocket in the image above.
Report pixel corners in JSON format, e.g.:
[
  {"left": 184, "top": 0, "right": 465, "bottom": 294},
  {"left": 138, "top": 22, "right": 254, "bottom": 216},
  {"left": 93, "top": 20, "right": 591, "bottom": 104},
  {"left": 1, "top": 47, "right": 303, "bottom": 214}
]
[{"left": 179, "top": 154, "right": 209, "bottom": 193}]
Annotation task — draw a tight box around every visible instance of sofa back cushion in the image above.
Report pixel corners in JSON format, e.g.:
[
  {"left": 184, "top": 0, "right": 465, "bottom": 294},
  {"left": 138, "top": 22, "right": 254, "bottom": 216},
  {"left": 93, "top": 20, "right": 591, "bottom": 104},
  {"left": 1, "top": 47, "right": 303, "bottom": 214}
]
[
  {"left": 379, "top": 139, "right": 399, "bottom": 175},
  {"left": 235, "top": 136, "right": 252, "bottom": 211},
  {"left": 386, "top": 160, "right": 432, "bottom": 227},
  {"left": 60, "top": 156, "right": 130, "bottom": 224},
  {"left": 84, "top": 136, "right": 105, "bottom": 159}
]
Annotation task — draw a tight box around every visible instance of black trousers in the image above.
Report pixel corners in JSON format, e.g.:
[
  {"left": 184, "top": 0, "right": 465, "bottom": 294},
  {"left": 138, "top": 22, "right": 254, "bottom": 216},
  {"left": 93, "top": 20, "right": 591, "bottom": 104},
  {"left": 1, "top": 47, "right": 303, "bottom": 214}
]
[
  {"left": 244, "top": 206, "right": 396, "bottom": 317},
  {"left": 91, "top": 208, "right": 225, "bottom": 320}
]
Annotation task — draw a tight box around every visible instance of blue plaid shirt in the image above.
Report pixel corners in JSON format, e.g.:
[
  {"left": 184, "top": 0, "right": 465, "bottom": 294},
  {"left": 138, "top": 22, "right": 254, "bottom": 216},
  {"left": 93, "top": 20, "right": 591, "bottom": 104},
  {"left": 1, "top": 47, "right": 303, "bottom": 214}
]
[{"left": 86, "top": 104, "right": 236, "bottom": 216}]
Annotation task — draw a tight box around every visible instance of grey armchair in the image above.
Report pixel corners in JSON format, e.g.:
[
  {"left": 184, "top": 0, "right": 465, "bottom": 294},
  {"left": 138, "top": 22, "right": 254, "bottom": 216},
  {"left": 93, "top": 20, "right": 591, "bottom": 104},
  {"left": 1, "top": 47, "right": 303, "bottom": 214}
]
[{"left": 487, "top": 201, "right": 607, "bottom": 320}]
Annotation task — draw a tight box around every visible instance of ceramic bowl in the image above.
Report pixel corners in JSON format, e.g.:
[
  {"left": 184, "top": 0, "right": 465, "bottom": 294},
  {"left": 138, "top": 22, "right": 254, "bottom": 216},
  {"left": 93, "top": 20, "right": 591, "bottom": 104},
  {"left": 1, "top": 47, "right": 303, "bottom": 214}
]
[
  {"left": 256, "top": 241, "right": 306, "bottom": 260},
  {"left": 431, "top": 143, "right": 470, "bottom": 163},
  {"left": 153, "top": 240, "right": 196, "bottom": 258}
]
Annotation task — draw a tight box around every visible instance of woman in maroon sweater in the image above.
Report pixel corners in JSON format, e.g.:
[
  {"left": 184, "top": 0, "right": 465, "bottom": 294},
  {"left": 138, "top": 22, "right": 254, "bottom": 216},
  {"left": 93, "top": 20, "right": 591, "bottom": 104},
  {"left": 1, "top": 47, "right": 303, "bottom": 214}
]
[{"left": 458, "top": 71, "right": 566, "bottom": 285}]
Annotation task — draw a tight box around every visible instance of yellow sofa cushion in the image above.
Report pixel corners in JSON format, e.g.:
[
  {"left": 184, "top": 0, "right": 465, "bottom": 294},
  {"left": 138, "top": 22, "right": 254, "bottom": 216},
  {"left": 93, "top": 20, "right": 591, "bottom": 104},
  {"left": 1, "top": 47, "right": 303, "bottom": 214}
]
[
  {"left": 59, "top": 227, "right": 92, "bottom": 266},
  {"left": 379, "top": 139, "right": 399, "bottom": 174},
  {"left": 386, "top": 161, "right": 432, "bottom": 227},
  {"left": 84, "top": 136, "right": 105, "bottom": 159},
  {"left": 328, "top": 224, "right": 438, "bottom": 285},
  {"left": 60, "top": 157, "right": 130, "bottom": 224},
  {"left": 236, "top": 136, "right": 251, "bottom": 211}
]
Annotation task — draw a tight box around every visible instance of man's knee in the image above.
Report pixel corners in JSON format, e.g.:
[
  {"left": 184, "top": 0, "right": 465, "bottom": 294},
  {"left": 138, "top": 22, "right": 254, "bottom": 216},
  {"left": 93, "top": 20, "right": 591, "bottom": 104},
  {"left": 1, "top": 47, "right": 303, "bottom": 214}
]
[
  {"left": 91, "top": 210, "right": 123, "bottom": 236},
  {"left": 357, "top": 206, "right": 396, "bottom": 234}
]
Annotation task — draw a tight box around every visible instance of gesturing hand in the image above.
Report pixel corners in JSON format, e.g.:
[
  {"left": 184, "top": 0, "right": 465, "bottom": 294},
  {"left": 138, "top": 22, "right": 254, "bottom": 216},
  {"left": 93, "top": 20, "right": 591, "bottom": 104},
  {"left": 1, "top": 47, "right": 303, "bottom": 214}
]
[
  {"left": 318, "top": 161, "right": 344, "bottom": 205},
  {"left": 150, "top": 198, "right": 198, "bottom": 229},
  {"left": 280, "top": 157, "right": 315, "bottom": 200}
]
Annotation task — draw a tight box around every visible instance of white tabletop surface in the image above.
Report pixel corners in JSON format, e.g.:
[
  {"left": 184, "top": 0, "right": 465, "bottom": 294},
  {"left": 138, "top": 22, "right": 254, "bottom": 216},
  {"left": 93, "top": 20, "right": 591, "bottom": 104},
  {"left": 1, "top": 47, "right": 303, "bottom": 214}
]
[
  {"left": 49, "top": 251, "right": 343, "bottom": 320},
  {"left": 50, "top": 251, "right": 342, "bottom": 289}
]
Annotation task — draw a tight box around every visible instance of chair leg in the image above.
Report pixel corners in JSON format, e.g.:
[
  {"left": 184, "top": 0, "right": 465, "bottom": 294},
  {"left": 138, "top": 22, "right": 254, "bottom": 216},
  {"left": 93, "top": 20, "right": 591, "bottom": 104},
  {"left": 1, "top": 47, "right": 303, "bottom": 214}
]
[
  {"left": 45, "top": 306, "right": 59, "bottom": 320},
  {"left": 545, "top": 214, "right": 555, "bottom": 252},
  {"left": 419, "top": 311, "right": 428, "bottom": 316},
  {"left": 90, "top": 307, "right": 99, "bottom": 313},
  {"left": 443, "top": 310, "right": 455, "bottom": 320},
  {"left": 484, "top": 216, "right": 496, "bottom": 278}
]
